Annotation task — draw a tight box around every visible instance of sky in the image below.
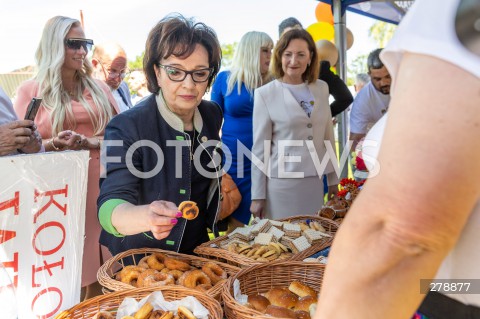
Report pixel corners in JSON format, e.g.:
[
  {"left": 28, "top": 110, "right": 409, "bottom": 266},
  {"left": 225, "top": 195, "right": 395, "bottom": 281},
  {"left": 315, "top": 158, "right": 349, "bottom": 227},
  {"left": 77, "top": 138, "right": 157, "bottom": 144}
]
[{"left": 0, "top": 0, "right": 380, "bottom": 73}]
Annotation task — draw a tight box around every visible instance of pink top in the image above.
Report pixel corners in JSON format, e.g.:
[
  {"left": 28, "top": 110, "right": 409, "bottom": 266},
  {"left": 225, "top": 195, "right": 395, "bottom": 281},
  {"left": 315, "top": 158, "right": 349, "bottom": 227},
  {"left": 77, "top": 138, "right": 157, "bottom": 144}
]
[{"left": 14, "top": 79, "right": 119, "bottom": 286}]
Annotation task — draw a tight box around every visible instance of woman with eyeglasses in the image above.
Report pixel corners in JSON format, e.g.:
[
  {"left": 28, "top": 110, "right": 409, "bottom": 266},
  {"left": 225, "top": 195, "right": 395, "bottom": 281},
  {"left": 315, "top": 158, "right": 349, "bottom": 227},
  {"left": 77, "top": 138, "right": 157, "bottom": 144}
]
[
  {"left": 210, "top": 31, "right": 274, "bottom": 232},
  {"left": 97, "top": 14, "right": 223, "bottom": 260},
  {"left": 250, "top": 29, "right": 339, "bottom": 220},
  {"left": 14, "top": 16, "right": 119, "bottom": 299}
]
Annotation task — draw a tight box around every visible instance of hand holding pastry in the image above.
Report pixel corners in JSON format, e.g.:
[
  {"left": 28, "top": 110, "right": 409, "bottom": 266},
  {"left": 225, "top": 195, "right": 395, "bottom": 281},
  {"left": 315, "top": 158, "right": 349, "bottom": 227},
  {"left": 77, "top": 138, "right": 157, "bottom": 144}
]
[{"left": 147, "top": 200, "right": 182, "bottom": 240}]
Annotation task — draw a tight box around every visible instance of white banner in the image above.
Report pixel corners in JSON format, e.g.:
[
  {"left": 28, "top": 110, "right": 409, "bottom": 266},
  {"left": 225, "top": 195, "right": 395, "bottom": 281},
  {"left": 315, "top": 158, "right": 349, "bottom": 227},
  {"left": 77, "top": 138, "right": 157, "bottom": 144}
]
[{"left": 0, "top": 151, "right": 89, "bottom": 319}]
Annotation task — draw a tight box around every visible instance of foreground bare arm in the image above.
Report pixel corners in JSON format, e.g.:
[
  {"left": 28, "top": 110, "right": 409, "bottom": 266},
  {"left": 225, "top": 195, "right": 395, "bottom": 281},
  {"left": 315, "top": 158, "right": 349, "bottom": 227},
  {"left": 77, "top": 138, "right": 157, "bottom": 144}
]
[{"left": 315, "top": 53, "right": 480, "bottom": 319}]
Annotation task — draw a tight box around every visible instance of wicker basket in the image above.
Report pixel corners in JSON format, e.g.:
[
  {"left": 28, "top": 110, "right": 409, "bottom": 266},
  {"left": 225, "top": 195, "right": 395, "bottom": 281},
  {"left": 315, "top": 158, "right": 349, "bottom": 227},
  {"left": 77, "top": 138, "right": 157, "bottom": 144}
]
[
  {"left": 194, "top": 215, "right": 336, "bottom": 268},
  {"left": 55, "top": 285, "right": 223, "bottom": 319},
  {"left": 222, "top": 261, "right": 325, "bottom": 319},
  {"left": 97, "top": 248, "right": 240, "bottom": 300}
]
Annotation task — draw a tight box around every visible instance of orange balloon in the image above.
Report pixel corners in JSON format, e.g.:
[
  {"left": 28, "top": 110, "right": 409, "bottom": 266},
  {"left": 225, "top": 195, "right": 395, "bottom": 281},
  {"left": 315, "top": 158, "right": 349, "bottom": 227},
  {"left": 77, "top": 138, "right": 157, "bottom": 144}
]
[{"left": 315, "top": 2, "right": 334, "bottom": 25}]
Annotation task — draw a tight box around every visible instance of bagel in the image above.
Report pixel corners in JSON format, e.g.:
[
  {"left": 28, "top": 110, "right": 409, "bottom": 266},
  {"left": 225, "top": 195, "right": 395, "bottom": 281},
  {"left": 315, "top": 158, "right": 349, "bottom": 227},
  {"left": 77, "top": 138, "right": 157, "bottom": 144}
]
[
  {"left": 147, "top": 253, "right": 166, "bottom": 271},
  {"left": 168, "top": 269, "right": 184, "bottom": 282},
  {"left": 119, "top": 265, "right": 144, "bottom": 287},
  {"left": 201, "top": 262, "right": 227, "bottom": 285},
  {"left": 179, "top": 201, "right": 199, "bottom": 220},
  {"left": 164, "top": 257, "right": 191, "bottom": 272},
  {"left": 143, "top": 273, "right": 175, "bottom": 287},
  {"left": 137, "top": 269, "right": 159, "bottom": 288},
  {"left": 193, "top": 283, "right": 213, "bottom": 292},
  {"left": 138, "top": 256, "right": 150, "bottom": 269},
  {"left": 266, "top": 288, "right": 298, "bottom": 309},
  {"left": 181, "top": 269, "right": 212, "bottom": 288},
  {"left": 92, "top": 311, "right": 114, "bottom": 319}
]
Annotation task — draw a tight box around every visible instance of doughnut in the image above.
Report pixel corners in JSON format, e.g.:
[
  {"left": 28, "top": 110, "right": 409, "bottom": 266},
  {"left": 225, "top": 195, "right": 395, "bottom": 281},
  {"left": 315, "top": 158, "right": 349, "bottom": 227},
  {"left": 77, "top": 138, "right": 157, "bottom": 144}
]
[
  {"left": 294, "top": 310, "right": 311, "bottom": 319},
  {"left": 137, "top": 269, "right": 159, "bottom": 287},
  {"left": 264, "top": 305, "right": 296, "bottom": 318},
  {"left": 147, "top": 253, "right": 166, "bottom": 271},
  {"left": 143, "top": 273, "right": 175, "bottom": 287},
  {"left": 181, "top": 269, "right": 211, "bottom": 288},
  {"left": 294, "top": 296, "right": 317, "bottom": 312},
  {"left": 92, "top": 311, "right": 114, "bottom": 319},
  {"left": 178, "top": 201, "right": 199, "bottom": 220},
  {"left": 164, "top": 257, "right": 191, "bottom": 272},
  {"left": 247, "top": 294, "right": 270, "bottom": 312},
  {"left": 288, "top": 281, "right": 318, "bottom": 298},
  {"left": 201, "top": 262, "right": 227, "bottom": 285},
  {"left": 177, "top": 306, "right": 196, "bottom": 319},
  {"left": 134, "top": 302, "right": 153, "bottom": 319}
]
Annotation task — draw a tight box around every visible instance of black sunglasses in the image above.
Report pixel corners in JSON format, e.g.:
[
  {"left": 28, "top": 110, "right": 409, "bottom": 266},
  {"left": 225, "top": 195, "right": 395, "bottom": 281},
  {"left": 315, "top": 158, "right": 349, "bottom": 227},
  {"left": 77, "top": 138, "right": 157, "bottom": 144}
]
[
  {"left": 65, "top": 38, "right": 94, "bottom": 52},
  {"left": 455, "top": 0, "right": 480, "bottom": 56}
]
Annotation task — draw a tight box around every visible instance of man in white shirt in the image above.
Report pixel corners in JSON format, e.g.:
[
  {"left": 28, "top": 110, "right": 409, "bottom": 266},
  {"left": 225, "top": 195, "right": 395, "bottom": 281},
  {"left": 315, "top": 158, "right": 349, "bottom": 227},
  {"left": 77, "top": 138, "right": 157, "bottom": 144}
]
[
  {"left": 92, "top": 42, "right": 133, "bottom": 112},
  {"left": 349, "top": 48, "right": 391, "bottom": 149}
]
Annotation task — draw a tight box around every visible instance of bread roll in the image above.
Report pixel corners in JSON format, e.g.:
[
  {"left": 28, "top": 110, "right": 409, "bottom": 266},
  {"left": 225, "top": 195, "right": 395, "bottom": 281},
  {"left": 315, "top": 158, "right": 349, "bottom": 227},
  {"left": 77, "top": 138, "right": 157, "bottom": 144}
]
[
  {"left": 294, "top": 310, "right": 311, "bottom": 319},
  {"left": 247, "top": 294, "right": 270, "bottom": 312},
  {"left": 294, "top": 296, "right": 317, "bottom": 312},
  {"left": 264, "top": 305, "right": 296, "bottom": 318},
  {"left": 288, "top": 281, "right": 318, "bottom": 298}
]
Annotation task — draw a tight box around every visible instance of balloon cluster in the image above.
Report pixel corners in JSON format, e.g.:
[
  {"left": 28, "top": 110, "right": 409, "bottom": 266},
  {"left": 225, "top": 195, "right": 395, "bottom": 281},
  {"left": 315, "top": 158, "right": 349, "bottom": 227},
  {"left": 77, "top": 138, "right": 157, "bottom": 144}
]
[{"left": 306, "top": 2, "right": 354, "bottom": 66}]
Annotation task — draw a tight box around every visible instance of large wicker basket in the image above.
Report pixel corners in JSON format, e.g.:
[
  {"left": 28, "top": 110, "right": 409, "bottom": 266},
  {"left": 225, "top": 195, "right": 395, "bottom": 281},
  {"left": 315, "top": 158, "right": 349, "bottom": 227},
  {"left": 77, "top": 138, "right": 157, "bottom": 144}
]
[
  {"left": 221, "top": 261, "right": 325, "bottom": 319},
  {"left": 97, "top": 248, "right": 240, "bottom": 300},
  {"left": 194, "top": 215, "right": 337, "bottom": 268},
  {"left": 55, "top": 285, "right": 223, "bottom": 319}
]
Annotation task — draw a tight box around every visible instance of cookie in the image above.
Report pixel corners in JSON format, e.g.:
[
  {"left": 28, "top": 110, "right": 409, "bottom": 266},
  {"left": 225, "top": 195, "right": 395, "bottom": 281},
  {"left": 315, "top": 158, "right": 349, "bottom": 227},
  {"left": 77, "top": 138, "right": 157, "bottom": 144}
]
[{"left": 179, "top": 201, "right": 199, "bottom": 220}]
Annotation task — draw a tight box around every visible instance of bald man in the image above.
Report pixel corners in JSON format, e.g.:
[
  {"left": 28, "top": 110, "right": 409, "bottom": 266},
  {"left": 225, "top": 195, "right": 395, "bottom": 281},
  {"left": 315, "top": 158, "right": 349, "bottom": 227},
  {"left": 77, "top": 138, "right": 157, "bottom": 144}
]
[{"left": 92, "top": 42, "right": 133, "bottom": 112}]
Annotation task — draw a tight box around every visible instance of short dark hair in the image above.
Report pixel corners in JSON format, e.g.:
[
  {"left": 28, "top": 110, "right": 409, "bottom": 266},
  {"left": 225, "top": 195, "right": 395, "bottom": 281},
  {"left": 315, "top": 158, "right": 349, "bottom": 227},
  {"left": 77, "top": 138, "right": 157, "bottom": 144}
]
[
  {"left": 271, "top": 29, "right": 319, "bottom": 83},
  {"left": 367, "top": 48, "right": 384, "bottom": 72},
  {"left": 278, "top": 17, "right": 303, "bottom": 37},
  {"left": 143, "top": 14, "right": 222, "bottom": 94}
]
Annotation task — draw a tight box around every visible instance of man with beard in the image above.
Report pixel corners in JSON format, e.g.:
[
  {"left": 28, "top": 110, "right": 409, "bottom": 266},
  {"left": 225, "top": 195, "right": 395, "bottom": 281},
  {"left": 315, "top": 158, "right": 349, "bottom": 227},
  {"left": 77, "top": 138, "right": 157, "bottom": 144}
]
[
  {"left": 349, "top": 48, "right": 391, "bottom": 149},
  {"left": 92, "top": 42, "right": 133, "bottom": 112}
]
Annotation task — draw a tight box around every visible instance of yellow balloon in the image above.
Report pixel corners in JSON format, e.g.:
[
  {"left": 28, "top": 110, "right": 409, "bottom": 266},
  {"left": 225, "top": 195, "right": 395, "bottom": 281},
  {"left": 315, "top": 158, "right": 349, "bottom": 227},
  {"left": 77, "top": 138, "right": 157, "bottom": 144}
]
[
  {"left": 316, "top": 40, "right": 339, "bottom": 67},
  {"left": 306, "top": 22, "right": 335, "bottom": 42},
  {"left": 346, "top": 28, "right": 354, "bottom": 50}
]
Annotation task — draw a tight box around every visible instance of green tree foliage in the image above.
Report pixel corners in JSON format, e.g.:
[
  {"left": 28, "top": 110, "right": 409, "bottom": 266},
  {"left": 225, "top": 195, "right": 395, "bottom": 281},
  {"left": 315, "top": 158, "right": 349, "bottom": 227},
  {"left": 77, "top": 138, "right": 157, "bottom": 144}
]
[
  {"left": 347, "top": 53, "right": 368, "bottom": 86},
  {"left": 368, "top": 21, "right": 397, "bottom": 48},
  {"left": 220, "top": 42, "right": 238, "bottom": 69},
  {"left": 128, "top": 52, "right": 145, "bottom": 71}
]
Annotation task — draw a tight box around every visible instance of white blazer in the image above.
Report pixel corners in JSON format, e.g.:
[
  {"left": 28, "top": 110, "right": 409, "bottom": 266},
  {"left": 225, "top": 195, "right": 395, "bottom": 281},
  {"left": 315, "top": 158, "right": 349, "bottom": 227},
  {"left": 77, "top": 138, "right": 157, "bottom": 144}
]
[{"left": 251, "top": 79, "right": 339, "bottom": 200}]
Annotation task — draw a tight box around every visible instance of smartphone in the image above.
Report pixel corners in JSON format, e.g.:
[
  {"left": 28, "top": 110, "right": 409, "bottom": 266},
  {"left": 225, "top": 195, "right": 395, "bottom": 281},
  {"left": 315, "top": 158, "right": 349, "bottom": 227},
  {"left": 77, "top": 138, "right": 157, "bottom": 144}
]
[
  {"left": 455, "top": 0, "right": 480, "bottom": 56},
  {"left": 24, "top": 97, "right": 42, "bottom": 121}
]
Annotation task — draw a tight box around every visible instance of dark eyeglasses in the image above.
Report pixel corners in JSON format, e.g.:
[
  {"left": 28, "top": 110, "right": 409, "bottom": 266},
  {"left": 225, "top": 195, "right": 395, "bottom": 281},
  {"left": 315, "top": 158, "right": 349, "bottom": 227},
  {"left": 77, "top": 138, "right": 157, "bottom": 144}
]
[
  {"left": 157, "top": 64, "right": 213, "bottom": 83},
  {"left": 65, "top": 38, "right": 94, "bottom": 52}
]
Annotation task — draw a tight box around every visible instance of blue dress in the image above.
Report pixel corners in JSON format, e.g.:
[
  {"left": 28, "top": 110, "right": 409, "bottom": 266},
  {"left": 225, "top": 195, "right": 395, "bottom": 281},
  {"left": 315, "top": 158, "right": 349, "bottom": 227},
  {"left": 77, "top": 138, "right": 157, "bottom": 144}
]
[{"left": 211, "top": 71, "right": 254, "bottom": 225}]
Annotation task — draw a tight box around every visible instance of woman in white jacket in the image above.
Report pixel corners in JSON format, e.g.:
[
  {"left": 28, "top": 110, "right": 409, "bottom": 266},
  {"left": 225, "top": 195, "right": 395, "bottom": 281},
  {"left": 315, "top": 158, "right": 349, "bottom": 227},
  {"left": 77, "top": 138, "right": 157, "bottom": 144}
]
[{"left": 250, "top": 28, "right": 339, "bottom": 219}]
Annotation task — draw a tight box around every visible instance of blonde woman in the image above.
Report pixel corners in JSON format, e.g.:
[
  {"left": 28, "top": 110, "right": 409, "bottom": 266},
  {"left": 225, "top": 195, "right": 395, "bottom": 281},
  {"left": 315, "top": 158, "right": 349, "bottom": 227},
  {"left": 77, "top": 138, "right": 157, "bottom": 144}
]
[
  {"left": 14, "top": 16, "right": 119, "bottom": 299},
  {"left": 211, "top": 31, "right": 273, "bottom": 230}
]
